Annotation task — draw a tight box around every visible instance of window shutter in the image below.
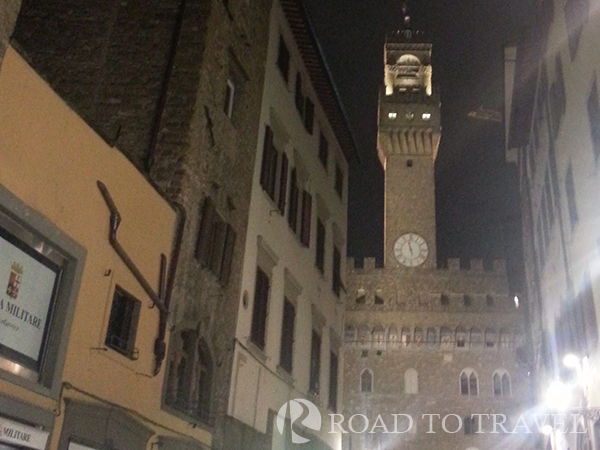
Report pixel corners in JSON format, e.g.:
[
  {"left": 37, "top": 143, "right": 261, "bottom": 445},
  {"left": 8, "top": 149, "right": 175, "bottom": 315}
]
[
  {"left": 196, "top": 198, "right": 216, "bottom": 267},
  {"left": 260, "top": 127, "right": 274, "bottom": 192},
  {"left": 251, "top": 268, "right": 270, "bottom": 350},
  {"left": 304, "top": 98, "right": 314, "bottom": 134},
  {"left": 329, "top": 352, "right": 338, "bottom": 411},
  {"left": 288, "top": 169, "right": 299, "bottom": 232},
  {"left": 300, "top": 190, "right": 312, "bottom": 247},
  {"left": 279, "top": 298, "right": 295, "bottom": 373},
  {"left": 219, "top": 224, "right": 236, "bottom": 285},
  {"left": 295, "top": 73, "right": 304, "bottom": 116},
  {"left": 316, "top": 219, "right": 325, "bottom": 273},
  {"left": 209, "top": 219, "right": 227, "bottom": 275},
  {"left": 278, "top": 153, "right": 289, "bottom": 214},
  {"left": 268, "top": 149, "right": 278, "bottom": 201}
]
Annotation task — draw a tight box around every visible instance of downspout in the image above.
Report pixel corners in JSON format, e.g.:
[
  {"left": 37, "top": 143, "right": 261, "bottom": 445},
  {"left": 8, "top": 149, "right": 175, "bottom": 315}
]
[
  {"left": 96, "top": 181, "right": 186, "bottom": 375},
  {"left": 97, "top": 180, "right": 167, "bottom": 313},
  {"left": 144, "top": 0, "right": 188, "bottom": 173},
  {"left": 154, "top": 202, "right": 186, "bottom": 375}
]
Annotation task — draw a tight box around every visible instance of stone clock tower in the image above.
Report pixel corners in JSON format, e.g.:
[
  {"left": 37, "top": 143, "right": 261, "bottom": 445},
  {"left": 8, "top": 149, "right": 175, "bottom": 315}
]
[
  {"left": 342, "top": 7, "right": 532, "bottom": 450},
  {"left": 378, "top": 17, "right": 441, "bottom": 268}
]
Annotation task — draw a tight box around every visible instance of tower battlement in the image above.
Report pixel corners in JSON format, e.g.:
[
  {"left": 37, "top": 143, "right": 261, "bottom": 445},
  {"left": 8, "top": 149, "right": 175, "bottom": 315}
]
[{"left": 348, "top": 256, "right": 506, "bottom": 276}]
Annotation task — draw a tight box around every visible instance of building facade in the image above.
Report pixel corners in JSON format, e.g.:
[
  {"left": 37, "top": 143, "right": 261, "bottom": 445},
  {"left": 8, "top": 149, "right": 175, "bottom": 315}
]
[
  {"left": 224, "top": 1, "right": 358, "bottom": 449},
  {"left": 505, "top": 0, "right": 600, "bottom": 448},
  {"left": 0, "top": 0, "right": 272, "bottom": 448},
  {"left": 343, "top": 22, "right": 533, "bottom": 450}
]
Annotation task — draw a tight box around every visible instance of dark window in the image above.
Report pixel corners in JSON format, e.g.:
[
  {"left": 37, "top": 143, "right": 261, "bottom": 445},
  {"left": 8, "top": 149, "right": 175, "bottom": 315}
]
[
  {"left": 278, "top": 153, "right": 289, "bottom": 214},
  {"left": 164, "top": 333, "right": 213, "bottom": 424},
  {"left": 288, "top": 169, "right": 299, "bottom": 233},
  {"left": 335, "top": 165, "right": 344, "bottom": 199},
  {"left": 356, "top": 294, "right": 366, "bottom": 304},
  {"left": 251, "top": 268, "right": 270, "bottom": 350},
  {"left": 279, "top": 298, "right": 295, "bottom": 373},
  {"left": 463, "top": 295, "right": 472, "bottom": 307},
  {"left": 493, "top": 373, "right": 502, "bottom": 396},
  {"left": 588, "top": 78, "right": 600, "bottom": 161},
  {"left": 304, "top": 98, "right": 314, "bottom": 134},
  {"left": 277, "top": 36, "right": 290, "bottom": 82},
  {"left": 295, "top": 73, "right": 304, "bottom": 116},
  {"left": 406, "top": 159, "right": 413, "bottom": 167},
  {"left": 440, "top": 294, "right": 450, "bottom": 306},
  {"left": 260, "top": 126, "right": 278, "bottom": 200},
  {"left": 469, "top": 372, "right": 478, "bottom": 395},
  {"left": 195, "top": 197, "right": 236, "bottom": 285},
  {"left": 374, "top": 295, "right": 384, "bottom": 305},
  {"left": 319, "top": 133, "right": 329, "bottom": 168},
  {"left": 329, "top": 351, "right": 339, "bottom": 412},
  {"left": 565, "top": 163, "right": 579, "bottom": 229},
  {"left": 460, "top": 372, "right": 469, "bottom": 395},
  {"left": 316, "top": 219, "right": 326, "bottom": 273},
  {"left": 332, "top": 245, "right": 342, "bottom": 297},
  {"left": 105, "top": 286, "right": 141, "bottom": 358},
  {"left": 361, "top": 369, "right": 372, "bottom": 393},
  {"left": 486, "top": 295, "right": 494, "bottom": 307},
  {"left": 300, "top": 190, "right": 312, "bottom": 247},
  {"left": 564, "top": 0, "right": 590, "bottom": 59},
  {"left": 260, "top": 126, "right": 289, "bottom": 212},
  {"left": 309, "top": 330, "right": 321, "bottom": 395}
]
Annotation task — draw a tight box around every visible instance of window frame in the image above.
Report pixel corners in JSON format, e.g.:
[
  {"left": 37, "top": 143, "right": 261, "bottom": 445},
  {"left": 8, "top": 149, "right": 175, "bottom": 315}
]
[
  {"left": 104, "top": 285, "right": 141, "bottom": 359},
  {"left": 277, "top": 35, "right": 290, "bottom": 83},
  {"left": 309, "top": 329, "right": 322, "bottom": 396},
  {"left": 279, "top": 297, "right": 296, "bottom": 374},
  {"left": 250, "top": 267, "right": 270, "bottom": 351}
]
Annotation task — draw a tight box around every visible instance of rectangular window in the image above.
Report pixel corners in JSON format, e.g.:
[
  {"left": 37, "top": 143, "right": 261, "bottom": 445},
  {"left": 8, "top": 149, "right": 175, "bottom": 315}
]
[
  {"left": 195, "top": 197, "right": 236, "bottom": 284},
  {"left": 260, "top": 127, "right": 278, "bottom": 200},
  {"left": 279, "top": 298, "right": 295, "bottom": 373},
  {"left": 295, "top": 73, "right": 304, "bottom": 117},
  {"left": 587, "top": 78, "right": 600, "bottom": 161},
  {"left": 332, "top": 245, "right": 341, "bottom": 297},
  {"left": 277, "top": 36, "right": 290, "bottom": 82},
  {"left": 309, "top": 330, "right": 321, "bottom": 395},
  {"left": 335, "top": 165, "right": 344, "bottom": 199},
  {"left": 105, "top": 286, "right": 141, "bottom": 358},
  {"left": 328, "top": 351, "right": 338, "bottom": 412},
  {"left": 288, "top": 169, "right": 299, "bottom": 233},
  {"left": 224, "top": 78, "right": 235, "bottom": 119},
  {"left": 316, "top": 219, "right": 325, "bottom": 273},
  {"left": 300, "top": 190, "right": 312, "bottom": 247},
  {"left": 278, "top": 153, "right": 289, "bottom": 214},
  {"left": 565, "top": 163, "right": 578, "bottom": 229},
  {"left": 304, "top": 98, "right": 314, "bottom": 134},
  {"left": 251, "top": 268, "right": 270, "bottom": 350},
  {"left": 319, "top": 133, "right": 329, "bottom": 168}
]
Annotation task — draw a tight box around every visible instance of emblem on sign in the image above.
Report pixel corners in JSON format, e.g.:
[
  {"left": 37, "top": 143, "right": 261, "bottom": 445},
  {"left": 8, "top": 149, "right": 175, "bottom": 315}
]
[{"left": 6, "top": 262, "right": 23, "bottom": 300}]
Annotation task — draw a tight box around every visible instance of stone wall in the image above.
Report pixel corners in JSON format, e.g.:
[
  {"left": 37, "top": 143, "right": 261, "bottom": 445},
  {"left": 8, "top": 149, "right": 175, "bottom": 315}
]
[{"left": 0, "top": 0, "right": 20, "bottom": 67}]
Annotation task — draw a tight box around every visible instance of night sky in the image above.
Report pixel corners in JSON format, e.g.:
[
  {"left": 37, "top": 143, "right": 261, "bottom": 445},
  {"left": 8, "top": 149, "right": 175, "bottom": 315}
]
[{"left": 301, "top": 0, "right": 535, "bottom": 291}]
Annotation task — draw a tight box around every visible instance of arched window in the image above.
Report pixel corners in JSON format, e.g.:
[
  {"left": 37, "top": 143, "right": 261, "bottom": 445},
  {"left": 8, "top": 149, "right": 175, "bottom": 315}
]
[
  {"left": 500, "top": 329, "right": 511, "bottom": 348},
  {"left": 493, "top": 370, "right": 511, "bottom": 396},
  {"left": 414, "top": 327, "right": 423, "bottom": 346},
  {"left": 401, "top": 327, "right": 411, "bottom": 347},
  {"left": 388, "top": 326, "right": 399, "bottom": 347},
  {"left": 344, "top": 325, "right": 356, "bottom": 344},
  {"left": 358, "top": 324, "right": 371, "bottom": 347},
  {"left": 485, "top": 328, "right": 496, "bottom": 348},
  {"left": 460, "top": 369, "right": 478, "bottom": 395},
  {"left": 456, "top": 327, "right": 467, "bottom": 348},
  {"left": 405, "top": 368, "right": 418, "bottom": 394},
  {"left": 165, "top": 331, "right": 213, "bottom": 423},
  {"left": 426, "top": 327, "right": 437, "bottom": 347},
  {"left": 373, "top": 326, "right": 386, "bottom": 348},
  {"left": 440, "top": 326, "right": 452, "bottom": 348},
  {"left": 470, "top": 328, "right": 482, "bottom": 347},
  {"left": 361, "top": 369, "right": 373, "bottom": 393}
]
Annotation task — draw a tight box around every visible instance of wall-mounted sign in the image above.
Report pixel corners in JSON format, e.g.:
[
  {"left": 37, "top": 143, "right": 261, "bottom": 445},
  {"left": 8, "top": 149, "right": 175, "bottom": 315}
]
[
  {"left": 0, "top": 226, "right": 61, "bottom": 371},
  {"left": 0, "top": 416, "right": 49, "bottom": 450}
]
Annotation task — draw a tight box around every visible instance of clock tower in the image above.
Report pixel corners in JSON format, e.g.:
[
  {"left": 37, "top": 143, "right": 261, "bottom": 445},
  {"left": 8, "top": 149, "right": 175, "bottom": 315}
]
[{"left": 378, "top": 13, "right": 441, "bottom": 268}]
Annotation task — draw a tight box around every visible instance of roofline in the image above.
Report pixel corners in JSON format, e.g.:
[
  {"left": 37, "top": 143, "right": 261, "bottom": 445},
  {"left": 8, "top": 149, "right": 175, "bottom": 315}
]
[{"left": 280, "top": 0, "right": 361, "bottom": 164}]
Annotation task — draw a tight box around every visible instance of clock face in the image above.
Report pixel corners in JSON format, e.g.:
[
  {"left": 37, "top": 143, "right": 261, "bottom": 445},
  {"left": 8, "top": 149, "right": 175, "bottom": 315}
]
[{"left": 394, "top": 233, "right": 428, "bottom": 267}]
